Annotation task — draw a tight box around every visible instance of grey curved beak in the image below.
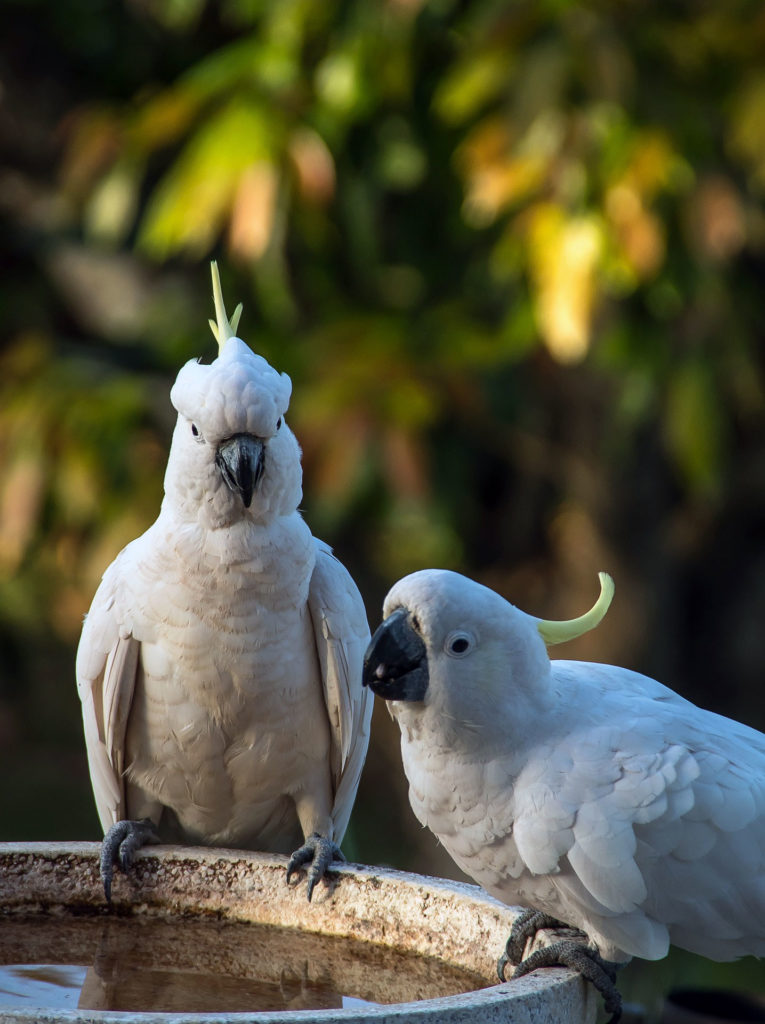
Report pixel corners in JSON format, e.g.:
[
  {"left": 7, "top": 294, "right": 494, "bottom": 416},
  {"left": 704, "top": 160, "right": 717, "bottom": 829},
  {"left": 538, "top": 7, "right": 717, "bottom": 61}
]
[
  {"left": 215, "top": 434, "right": 265, "bottom": 508},
  {"left": 362, "top": 608, "right": 429, "bottom": 702}
]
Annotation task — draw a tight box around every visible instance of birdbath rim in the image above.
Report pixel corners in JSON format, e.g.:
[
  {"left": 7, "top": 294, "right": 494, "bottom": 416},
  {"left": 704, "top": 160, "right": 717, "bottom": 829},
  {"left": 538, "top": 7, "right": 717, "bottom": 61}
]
[{"left": 0, "top": 841, "right": 595, "bottom": 1024}]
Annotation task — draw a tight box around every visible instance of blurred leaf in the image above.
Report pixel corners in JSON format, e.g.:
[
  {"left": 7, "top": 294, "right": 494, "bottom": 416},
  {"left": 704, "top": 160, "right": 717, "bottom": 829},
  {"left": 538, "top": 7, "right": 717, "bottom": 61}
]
[
  {"left": 728, "top": 74, "right": 765, "bottom": 191},
  {"left": 663, "top": 362, "right": 725, "bottom": 496},
  {"left": 604, "top": 184, "right": 665, "bottom": 284},
  {"left": 457, "top": 116, "right": 548, "bottom": 228},
  {"left": 228, "top": 162, "right": 280, "bottom": 260},
  {"left": 0, "top": 454, "right": 46, "bottom": 577},
  {"left": 528, "top": 204, "right": 604, "bottom": 363},
  {"left": 60, "top": 108, "right": 123, "bottom": 198},
  {"left": 288, "top": 127, "right": 336, "bottom": 204},
  {"left": 84, "top": 158, "right": 142, "bottom": 244},
  {"left": 315, "top": 50, "right": 366, "bottom": 116},
  {"left": 52, "top": 450, "right": 101, "bottom": 528},
  {"left": 376, "top": 118, "right": 427, "bottom": 191},
  {"left": 0, "top": 335, "right": 162, "bottom": 635},
  {"left": 683, "top": 175, "right": 746, "bottom": 264},
  {"left": 141, "top": 0, "right": 207, "bottom": 30},
  {"left": 177, "top": 37, "right": 265, "bottom": 101},
  {"left": 138, "top": 98, "right": 280, "bottom": 257},
  {"left": 128, "top": 88, "right": 200, "bottom": 151},
  {"left": 433, "top": 48, "right": 511, "bottom": 126}
]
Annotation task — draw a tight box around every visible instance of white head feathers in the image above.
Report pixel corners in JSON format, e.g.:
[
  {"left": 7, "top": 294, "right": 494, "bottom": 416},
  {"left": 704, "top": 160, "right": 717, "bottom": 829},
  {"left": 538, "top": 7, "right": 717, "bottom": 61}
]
[
  {"left": 169, "top": 263, "right": 292, "bottom": 442},
  {"left": 383, "top": 569, "right": 613, "bottom": 651}
]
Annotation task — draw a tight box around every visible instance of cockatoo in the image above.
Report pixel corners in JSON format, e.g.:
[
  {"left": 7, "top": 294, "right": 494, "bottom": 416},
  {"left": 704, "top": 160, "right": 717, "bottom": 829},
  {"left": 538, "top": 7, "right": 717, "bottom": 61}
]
[
  {"left": 362, "top": 569, "right": 765, "bottom": 1022},
  {"left": 77, "top": 263, "right": 373, "bottom": 902}
]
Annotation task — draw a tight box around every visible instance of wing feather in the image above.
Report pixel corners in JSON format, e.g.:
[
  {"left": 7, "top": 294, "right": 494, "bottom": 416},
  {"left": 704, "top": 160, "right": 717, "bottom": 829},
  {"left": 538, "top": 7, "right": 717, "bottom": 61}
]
[
  {"left": 507, "top": 661, "right": 765, "bottom": 960},
  {"left": 75, "top": 557, "right": 140, "bottom": 832},
  {"left": 307, "top": 540, "right": 373, "bottom": 844}
]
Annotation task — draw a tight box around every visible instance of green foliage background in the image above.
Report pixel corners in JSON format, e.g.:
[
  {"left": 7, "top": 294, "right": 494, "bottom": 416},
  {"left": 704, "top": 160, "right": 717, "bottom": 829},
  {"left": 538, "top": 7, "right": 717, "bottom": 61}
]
[{"left": 2, "top": 0, "right": 765, "bottom": 1014}]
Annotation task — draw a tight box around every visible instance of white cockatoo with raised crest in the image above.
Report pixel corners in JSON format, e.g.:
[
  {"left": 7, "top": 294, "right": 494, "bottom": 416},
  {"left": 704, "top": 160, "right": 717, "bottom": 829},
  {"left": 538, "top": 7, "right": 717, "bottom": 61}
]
[
  {"left": 363, "top": 569, "right": 765, "bottom": 1022},
  {"left": 77, "top": 263, "right": 373, "bottom": 901}
]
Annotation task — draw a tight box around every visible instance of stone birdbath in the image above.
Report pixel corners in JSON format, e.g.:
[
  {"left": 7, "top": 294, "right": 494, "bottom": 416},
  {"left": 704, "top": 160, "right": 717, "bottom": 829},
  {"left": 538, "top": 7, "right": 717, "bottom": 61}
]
[{"left": 0, "top": 842, "right": 595, "bottom": 1023}]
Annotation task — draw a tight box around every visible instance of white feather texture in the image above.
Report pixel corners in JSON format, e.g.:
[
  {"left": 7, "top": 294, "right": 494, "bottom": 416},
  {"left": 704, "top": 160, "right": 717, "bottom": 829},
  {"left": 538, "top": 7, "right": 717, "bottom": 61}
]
[
  {"left": 77, "top": 332, "right": 372, "bottom": 857},
  {"left": 380, "top": 569, "right": 765, "bottom": 964}
]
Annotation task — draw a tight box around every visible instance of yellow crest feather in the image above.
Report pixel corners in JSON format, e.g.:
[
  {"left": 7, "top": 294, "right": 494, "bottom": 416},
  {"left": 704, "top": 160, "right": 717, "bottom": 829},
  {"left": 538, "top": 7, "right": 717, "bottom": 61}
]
[
  {"left": 209, "top": 261, "right": 243, "bottom": 352},
  {"left": 537, "top": 572, "right": 614, "bottom": 646}
]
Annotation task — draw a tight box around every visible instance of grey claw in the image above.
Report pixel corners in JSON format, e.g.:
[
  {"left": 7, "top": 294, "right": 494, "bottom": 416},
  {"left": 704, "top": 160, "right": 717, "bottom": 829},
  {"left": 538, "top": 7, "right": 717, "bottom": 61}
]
[
  {"left": 499, "top": 910, "right": 621, "bottom": 1023},
  {"left": 100, "top": 818, "right": 159, "bottom": 902},
  {"left": 511, "top": 940, "right": 622, "bottom": 1024},
  {"left": 504, "top": 908, "right": 571, "bottom": 965},
  {"left": 286, "top": 832, "right": 343, "bottom": 901}
]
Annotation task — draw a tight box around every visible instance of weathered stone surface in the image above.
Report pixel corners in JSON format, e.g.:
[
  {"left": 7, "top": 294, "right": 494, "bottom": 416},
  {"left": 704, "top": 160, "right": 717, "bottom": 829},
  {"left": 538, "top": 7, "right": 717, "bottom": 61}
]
[{"left": 0, "top": 842, "right": 596, "bottom": 1023}]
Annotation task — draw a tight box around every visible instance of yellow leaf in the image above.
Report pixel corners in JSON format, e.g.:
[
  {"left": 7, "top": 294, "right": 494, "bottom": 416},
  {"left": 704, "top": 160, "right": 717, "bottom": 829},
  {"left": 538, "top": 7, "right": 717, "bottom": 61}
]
[
  {"left": 84, "top": 159, "right": 141, "bottom": 244},
  {"left": 606, "top": 184, "right": 665, "bottom": 279},
  {"left": 528, "top": 205, "right": 604, "bottom": 363},
  {"left": 139, "top": 100, "right": 279, "bottom": 258},
  {"left": 457, "top": 115, "right": 550, "bottom": 226}
]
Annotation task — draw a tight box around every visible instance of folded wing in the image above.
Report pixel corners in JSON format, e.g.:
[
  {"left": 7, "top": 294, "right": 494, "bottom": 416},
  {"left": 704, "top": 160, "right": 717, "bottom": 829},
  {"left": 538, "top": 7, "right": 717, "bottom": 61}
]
[{"left": 308, "top": 540, "right": 373, "bottom": 844}]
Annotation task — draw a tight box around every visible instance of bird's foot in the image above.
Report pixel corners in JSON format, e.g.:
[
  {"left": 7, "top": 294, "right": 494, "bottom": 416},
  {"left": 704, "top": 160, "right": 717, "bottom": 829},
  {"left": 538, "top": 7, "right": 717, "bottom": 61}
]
[
  {"left": 512, "top": 941, "right": 621, "bottom": 1023},
  {"left": 498, "top": 908, "right": 571, "bottom": 969},
  {"left": 100, "top": 818, "right": 160, "bottom": 902},
  {"left": 286, "top": 832, "right": 345, "bottom": 902},
  {"left": 497, "top": 910, "right": 622, "bottom": 1024}
]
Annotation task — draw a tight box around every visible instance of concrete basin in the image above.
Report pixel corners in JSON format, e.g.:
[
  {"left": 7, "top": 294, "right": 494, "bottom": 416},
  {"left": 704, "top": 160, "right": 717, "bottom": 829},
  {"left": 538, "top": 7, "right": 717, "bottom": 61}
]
[{"left": 0, "top": 842, "right": 595, "bottom": 1023}]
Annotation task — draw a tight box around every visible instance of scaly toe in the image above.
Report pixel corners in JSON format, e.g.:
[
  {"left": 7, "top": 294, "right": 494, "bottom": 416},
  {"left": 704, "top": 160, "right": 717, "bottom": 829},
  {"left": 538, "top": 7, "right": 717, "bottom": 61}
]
[
  {"left": 511, "top": 939, "right": 622, "bottom": 1024},
  {"left": 505, "top": 909, "right": 573, "bottom": 965},
  {"left": 286, "top": 833, "right": 344, "bottom": 901},
  {"left": 100, "top": 818, "right": 159, "bottom": 902}
]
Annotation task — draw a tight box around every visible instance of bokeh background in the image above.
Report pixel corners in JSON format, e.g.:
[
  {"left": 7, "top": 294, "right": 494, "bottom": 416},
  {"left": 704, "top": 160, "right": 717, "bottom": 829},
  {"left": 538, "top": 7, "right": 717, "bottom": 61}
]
[{"left": 2, "top": 0, "right": 765, "bottom": 1015}]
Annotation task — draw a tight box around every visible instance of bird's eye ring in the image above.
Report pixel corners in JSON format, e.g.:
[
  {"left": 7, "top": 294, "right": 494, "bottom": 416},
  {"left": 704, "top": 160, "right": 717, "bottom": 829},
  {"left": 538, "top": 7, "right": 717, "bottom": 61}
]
[
  {"left": 445, "top": 631, "right": 473, "bottom": 658},
  {"left": 276, "top": 417, "right": 282, "bottom": 431}
]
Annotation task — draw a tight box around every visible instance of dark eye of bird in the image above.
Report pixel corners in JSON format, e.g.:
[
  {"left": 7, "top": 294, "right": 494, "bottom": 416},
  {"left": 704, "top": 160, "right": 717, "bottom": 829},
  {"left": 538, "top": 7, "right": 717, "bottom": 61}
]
[
  {"left": 191, "top": 423, "right": 199, "bottom": 437},
  {"left": 276, "top": 417, "right": 282, "bottom": 430},
  {"left": 411, "top": 614, "right": 421, "bottom": 633},
  {"left": 450, "top": 636, "right": 469, "bottom": 654}
]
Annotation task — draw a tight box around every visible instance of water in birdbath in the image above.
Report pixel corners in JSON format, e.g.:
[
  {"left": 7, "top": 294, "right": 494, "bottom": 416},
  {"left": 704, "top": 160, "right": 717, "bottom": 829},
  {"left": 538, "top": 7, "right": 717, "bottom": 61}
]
[{"left": 0, "top": 912, "right": 488, "bottom": 1013}]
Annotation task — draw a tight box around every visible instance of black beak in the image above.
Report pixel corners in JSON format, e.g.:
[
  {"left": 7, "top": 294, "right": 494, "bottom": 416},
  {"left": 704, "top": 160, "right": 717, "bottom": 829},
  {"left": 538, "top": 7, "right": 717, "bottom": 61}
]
[
  {"left": 215, "top": 434, "right": 265, "bottom": 509},
  {"left": 362, "top": 608, "right": 429, "bottom": 702}
]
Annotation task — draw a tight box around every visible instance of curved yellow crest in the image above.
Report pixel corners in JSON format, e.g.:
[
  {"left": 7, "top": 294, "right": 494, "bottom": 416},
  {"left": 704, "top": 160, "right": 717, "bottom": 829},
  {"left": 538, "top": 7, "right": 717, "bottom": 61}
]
[
  {"left": 537, "top": 572, "right": 614, "bottom": 646},
  {"left": 208, "top": 261, "right": 243, "bottom": 353}
]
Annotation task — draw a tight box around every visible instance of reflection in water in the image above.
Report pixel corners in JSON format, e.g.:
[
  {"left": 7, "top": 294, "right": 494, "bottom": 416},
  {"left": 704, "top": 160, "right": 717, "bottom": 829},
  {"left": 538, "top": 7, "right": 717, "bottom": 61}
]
[
  {"left": 0, "top": 965, "right": 86, "bottom": 1008},
  {"left": 0, "top": 914, "right": 487, "bottom": 1013}
]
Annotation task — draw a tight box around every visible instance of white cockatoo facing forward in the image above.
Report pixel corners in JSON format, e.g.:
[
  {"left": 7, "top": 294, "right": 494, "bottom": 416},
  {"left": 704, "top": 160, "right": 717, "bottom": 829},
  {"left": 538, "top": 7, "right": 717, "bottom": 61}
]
[
  {"left": 77, "top": 263, "right": 373, "bottom": 901},
  {"left": 363, "top": 569, "right": 765, "bottom": 1021}
]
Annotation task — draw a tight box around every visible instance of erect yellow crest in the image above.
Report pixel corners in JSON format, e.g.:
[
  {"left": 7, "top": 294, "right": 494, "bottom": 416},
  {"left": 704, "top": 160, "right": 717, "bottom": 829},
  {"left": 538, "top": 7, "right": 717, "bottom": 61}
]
[
  {"left": 208, "top": 261, "right": 243, "bottom": 353},
  {"left": 537, "top": 572, "right": 614, "bottom": 646}
]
